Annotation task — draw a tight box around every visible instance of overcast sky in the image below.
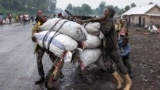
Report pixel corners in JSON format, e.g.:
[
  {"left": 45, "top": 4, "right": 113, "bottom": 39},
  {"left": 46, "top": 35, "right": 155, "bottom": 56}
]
[{"left": 57, "top": 0, "right": 160, "bottom": 10}]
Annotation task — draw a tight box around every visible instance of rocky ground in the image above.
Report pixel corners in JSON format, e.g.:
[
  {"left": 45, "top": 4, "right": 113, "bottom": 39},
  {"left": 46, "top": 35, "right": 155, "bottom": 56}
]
[
  {"left": 129, "top": 27, "right": 160, "bottom": 90},
  {"left": 49, "top": 27, "right": 160, "bottom": 90}
]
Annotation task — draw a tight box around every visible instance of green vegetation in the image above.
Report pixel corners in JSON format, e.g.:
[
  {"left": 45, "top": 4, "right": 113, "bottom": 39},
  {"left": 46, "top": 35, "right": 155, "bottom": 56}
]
[
  {"left": 0, "top": 0, "right": 138, "bottom": 17},
  {"left": 66, "top": 2, "right": 137, "bottom": 16},
  {"left": 0, "top": 0, "right": 56, "bottom": 15}
]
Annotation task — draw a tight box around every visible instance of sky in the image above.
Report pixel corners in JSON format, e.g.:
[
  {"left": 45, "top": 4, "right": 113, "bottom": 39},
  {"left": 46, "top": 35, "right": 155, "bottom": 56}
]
[{"left": 56, "top": 0, "right": 160, "bottom": 10}]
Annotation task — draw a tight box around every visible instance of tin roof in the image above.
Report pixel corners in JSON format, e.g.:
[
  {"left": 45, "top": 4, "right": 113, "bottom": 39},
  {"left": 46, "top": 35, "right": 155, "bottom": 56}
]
[{"left": 122, "top": 4, "right": 159, "bottom": 15}]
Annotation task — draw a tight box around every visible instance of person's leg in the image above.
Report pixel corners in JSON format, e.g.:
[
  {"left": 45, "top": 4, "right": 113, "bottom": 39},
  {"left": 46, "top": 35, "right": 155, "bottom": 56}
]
[
  {"left": 125, "top": 53, "right": 134, "bottom": 78},
  {"left": 107, "top": 65, "right": 123, "bottom": 90},
  {"left": 35, "top": 46, "right": 45, "bottom": 84},
  {"left": 31, "top": 23, "right": 39, "bottom": 36},
  {"left": 122, "top": 56, "right": 127, "bottom": 66},
  {"left": 112, "top": 71, "right": 123, "bottom": 89},
  {"left": 71, "top": 49, "right": 79, "bottom": 64},
  {"left": 105, "top": 50, "right": 123, "bottom": 90},
  {"left": 49, "top": 52, "right": 56, "bottom": 63},
  {"left": 96, "top": 55, "right": 108, "bottom": 72},
  {"left": 48, "top": 52, "right": 64, "bottom": 79},
  {"left": 110, "top": 49, "right": 132, "bottom": 90}
]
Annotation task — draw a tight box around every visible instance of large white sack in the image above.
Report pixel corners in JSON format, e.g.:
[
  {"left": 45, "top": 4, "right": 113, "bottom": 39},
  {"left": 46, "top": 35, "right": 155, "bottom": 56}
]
[
  {"left": 84, "top": 34, "right": 101, "bottom": 49},
  {"left": 83, "top": 22, "right": 104, "bottom": 39},
  {"left": 83, "top": 22, "right": 101, "bottom": 36},
  {"left": 39, "top": 18, "right": 88, "bottom": 41},
  {"left": 34, "top": 31, "right": 78, "bottom": 57},
  {"left": 99, "top": 31, "right": 104, "bottom": 39},
  {"left": 79, "top": 49, "right": 102, "bottom": 70}
]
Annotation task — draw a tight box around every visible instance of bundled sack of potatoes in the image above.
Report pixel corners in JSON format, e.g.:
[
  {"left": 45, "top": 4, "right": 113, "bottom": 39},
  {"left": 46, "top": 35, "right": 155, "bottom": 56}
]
[
  {"left": 82, "top": 33, "right": 101, "bottom": 49},
  {"left": 83, "top": 22, "right": 104, "bottom": 39},
  {"left": 78, "top": 48, "right": 102, "bottom": 71},
  {"left": 81, "top": 22, "right": 104, "bottom": 49},
  {"left": 33, "top": 31, "right": 78, "bottom": 58},
  {"left": 39, "top": 18, "right": 88, "bottom": 42},
  {"left": 83, "top": 22, "right": 100, "bottom": 36}
]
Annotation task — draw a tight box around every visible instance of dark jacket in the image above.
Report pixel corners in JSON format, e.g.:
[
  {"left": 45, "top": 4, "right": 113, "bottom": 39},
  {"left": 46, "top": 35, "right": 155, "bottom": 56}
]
[{"left": 82, "top": 17, "right": 118, "bottom": 49}]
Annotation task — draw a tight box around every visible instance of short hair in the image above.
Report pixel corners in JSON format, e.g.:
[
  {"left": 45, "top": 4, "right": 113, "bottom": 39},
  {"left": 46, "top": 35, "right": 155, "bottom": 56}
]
[
  {"left": 122, "top": 36, "right": 129, "bottom": 43},
  {"left": 107, "top": 7, "right": 115, "bottom": 18}
]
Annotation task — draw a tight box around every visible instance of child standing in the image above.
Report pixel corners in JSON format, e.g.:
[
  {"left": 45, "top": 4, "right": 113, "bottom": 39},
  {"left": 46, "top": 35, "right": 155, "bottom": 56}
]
[{"left": 118, "top": 36, "right": 134, "bottom": 78}]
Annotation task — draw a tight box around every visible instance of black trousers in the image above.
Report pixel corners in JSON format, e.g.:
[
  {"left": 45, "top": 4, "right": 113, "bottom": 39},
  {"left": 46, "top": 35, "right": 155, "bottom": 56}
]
[
  {"left": 35, "top": 45, "right": 56, "bottom": 78},
  {"left": 103, "top": 48, "right": 128, "bottom": 74},
  {"left": 122, "top": 53, "right": 133, "bottom": 75}
]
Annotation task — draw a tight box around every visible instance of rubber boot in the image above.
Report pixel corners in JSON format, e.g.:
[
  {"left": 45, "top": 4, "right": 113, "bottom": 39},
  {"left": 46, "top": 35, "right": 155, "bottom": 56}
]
[
  {"left": 112, "top": 71, "right": 123, "bottom": 89},
  {"left": 123, "top": 74, "right": 132, "bottom": 90}
]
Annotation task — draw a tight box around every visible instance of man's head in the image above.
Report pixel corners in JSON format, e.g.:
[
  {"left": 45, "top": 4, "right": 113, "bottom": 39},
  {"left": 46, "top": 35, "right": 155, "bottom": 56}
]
[
  {"left": 120, "top": 19, "right": 126, "bottom": 24},
  {"left": 104, "top": 7, "right": 115, "bottom": 18},
  {"left": 37, "top": 9, "right": 43, "bottom": 15},
  {"left": 38, "top": 13, "right": 47, "bottom": 24},
  {"left": 122, "top": 36, "right": 129, "bottom": 46}
]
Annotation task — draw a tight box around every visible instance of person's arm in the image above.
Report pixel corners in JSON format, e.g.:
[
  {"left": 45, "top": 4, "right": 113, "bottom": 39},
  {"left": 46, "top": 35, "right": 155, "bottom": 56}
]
[
  {"left": 118, "top": 39, "right": 122, "bottom": 47},
  {"left": 121, "top": 44, "right": 130, "bottom": 56},
  {"left": 32, "top": 23, "right": 39, "bottom": 36},
  {"left": 81, "top": 16, "right": 103, "bottom": 23}
]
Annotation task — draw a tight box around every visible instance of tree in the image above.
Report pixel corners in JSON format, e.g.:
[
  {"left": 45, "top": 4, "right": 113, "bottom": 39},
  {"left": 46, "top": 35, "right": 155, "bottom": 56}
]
[
  {"left": 92, "top": 8, "right": 99, "bottom": 16},
  {"left": 114, "top": 6, "right": 122, "bottom": 15},
  {"left": 125, "top": 5, "right": 130, "bottom": 12},
  {"left": 131, "top": 3, "right": 136, "bottom": 8},
  {"left": 73, "top": 6, "right": 83, "bottom": 15},
  {"left": 0, "top": 0, "right": 57, "bottom": 14},
  {"left": 81, "top": 4, "right": 92, "bottom": 15},
  {"left": 47, "top": 0, "right": 56, "bottom": 14},
  {"left": 148, "top": 2, "right": 154, "bottom": 5},
  {"left": 98, "top": 1, "right": 106, "bottom": 15}
]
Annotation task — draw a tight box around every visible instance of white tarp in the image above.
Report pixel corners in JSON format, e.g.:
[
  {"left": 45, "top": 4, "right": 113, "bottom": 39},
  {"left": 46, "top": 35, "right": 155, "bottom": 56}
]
[{"left": 148, "top": 25, "right": 159, "bottom": 33}]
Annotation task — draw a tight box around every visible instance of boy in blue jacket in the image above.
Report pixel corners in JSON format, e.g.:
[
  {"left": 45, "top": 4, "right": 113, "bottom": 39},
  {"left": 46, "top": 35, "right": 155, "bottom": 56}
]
[{"left": 118, "top": 36, "right": 134, "bottom": 78}]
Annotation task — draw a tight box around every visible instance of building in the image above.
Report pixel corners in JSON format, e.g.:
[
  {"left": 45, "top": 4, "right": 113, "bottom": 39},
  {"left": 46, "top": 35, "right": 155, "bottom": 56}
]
[{"left": 121, "top": 4, "right": 160, "bottom": 27}]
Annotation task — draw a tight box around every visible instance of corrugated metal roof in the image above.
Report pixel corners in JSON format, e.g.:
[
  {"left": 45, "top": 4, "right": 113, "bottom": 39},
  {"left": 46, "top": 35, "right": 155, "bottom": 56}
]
[{"left": 122, "top": 4, "right": 158, "bottom": 15}]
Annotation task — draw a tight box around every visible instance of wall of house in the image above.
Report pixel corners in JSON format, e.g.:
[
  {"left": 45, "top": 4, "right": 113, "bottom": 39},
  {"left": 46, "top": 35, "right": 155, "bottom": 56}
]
[
  {"left": 123, "top": 15, "right": 160, "bottom": 27},
  {"left": 121, "top": 5, "right": 160, "bottom": 27},
  {"left": 146, "top": 6, "right": 160, "bottom": 14},
  {"left": 150, "top": 16, "right": 160, "bottom": 26},
  {"left": 123, "top": 15, "right": 141, "bottom": 26}
]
